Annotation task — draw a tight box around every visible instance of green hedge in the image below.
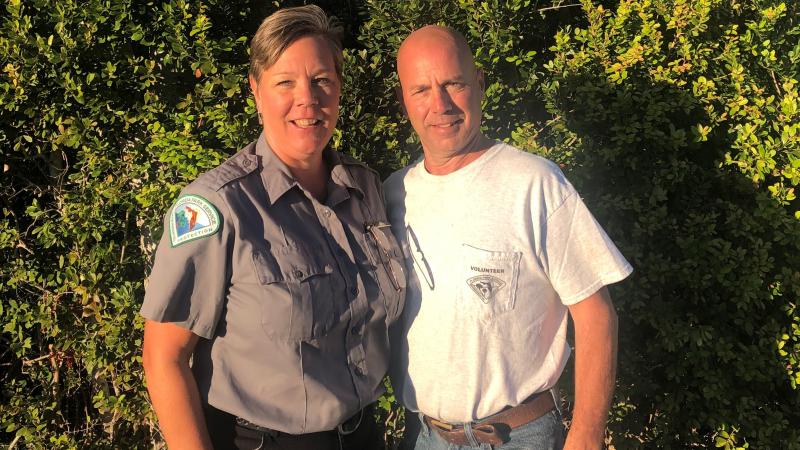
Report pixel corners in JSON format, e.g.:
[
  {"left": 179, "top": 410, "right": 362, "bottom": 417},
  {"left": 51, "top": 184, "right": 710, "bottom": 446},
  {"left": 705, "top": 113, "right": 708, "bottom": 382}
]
[
  {"left": 1, "top": 0, "right": 798, "bottom": 448},
  {"left": 543, "top": 2, "right": 800, "bottom": 447}
]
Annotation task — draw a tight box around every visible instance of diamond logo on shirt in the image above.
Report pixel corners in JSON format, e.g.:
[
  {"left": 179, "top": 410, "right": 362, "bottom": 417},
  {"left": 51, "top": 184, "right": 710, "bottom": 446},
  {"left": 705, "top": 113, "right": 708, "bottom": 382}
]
[
  {"left": 467, "top": 275, "right": 506, "bottom": 303},
  {"left": 169, "top": 195, "right": 220, "bottom": 247}
]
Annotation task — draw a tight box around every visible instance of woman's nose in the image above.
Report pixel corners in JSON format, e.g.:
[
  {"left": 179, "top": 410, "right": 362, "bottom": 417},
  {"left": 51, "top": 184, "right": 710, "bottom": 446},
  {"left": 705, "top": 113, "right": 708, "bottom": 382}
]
[{"left": 294, "top": 80, "right": 319, "bottom": 107}]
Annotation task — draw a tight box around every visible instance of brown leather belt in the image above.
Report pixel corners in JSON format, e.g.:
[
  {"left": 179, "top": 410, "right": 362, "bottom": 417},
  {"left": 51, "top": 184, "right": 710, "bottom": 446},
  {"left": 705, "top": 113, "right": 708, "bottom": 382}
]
[{"left": 423, "top": 390, "right": 556, "bottom": 446}]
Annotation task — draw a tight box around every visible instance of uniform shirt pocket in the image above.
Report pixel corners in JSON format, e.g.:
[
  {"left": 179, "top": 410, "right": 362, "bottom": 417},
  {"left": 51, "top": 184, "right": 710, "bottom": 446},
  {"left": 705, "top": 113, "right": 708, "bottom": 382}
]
[
  {"left": 252, "top": 244, "right": 336, "bottom": 341},
  {"left": 460, "top": 243, "right": 521, "bottom": 320}
]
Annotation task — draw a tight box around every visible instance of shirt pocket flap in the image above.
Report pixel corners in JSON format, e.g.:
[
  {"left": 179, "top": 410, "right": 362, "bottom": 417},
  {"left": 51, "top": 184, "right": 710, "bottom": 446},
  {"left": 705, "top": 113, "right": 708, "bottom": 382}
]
[
  {"left": 252, "top": 243, "right": 337, "bottom": 341},
  {"left": 252, "top": 244, "right": 333, "bottom": 284},
  {"left": 277, "top": 244, "right": 334, "bottom": 282}
]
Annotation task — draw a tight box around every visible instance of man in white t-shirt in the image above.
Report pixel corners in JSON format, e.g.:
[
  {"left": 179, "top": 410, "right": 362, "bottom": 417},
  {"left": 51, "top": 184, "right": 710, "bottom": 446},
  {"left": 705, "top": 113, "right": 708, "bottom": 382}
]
[{"left": 384, "top": 25, "right": 633, "bottom": 450}]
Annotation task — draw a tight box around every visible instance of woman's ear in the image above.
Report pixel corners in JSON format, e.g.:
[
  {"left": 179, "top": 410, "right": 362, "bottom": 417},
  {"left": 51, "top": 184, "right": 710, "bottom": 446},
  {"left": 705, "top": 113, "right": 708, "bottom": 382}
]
[
  {"left": 249, "top": 75, "right": 262, "bottom": 124},
  {"left": 249, "top": 75, "right": 259, "bottom": 106}
]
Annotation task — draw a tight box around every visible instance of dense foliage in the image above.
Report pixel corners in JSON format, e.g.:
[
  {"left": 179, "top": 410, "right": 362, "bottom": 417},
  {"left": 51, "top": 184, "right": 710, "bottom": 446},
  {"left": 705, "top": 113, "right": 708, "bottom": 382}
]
[
  {"left": 543, "top": 1, "right": 800, "bottom": 447},
  {"left": 1, "top": 0, "right": 798, "bottom": 448}
]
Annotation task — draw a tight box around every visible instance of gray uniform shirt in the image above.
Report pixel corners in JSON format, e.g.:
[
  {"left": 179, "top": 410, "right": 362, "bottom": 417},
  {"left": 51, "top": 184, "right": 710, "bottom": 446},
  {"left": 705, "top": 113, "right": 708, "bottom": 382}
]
[{"left": 140, "top": 135, "right": 406, "bottom": 433}]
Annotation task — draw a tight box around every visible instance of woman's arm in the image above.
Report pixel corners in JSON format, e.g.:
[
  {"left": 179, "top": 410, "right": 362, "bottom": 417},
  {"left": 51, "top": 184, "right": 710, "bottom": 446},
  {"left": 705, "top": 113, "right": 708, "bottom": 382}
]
[{"left": 142, "top": 320, "right": 213, "bottom": 450}]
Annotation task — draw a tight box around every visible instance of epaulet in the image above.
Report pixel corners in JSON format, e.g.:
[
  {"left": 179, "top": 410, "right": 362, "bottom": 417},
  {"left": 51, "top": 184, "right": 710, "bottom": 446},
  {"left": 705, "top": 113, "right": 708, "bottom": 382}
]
[
  {"left": 338, "top": 152, "right": 379, "bottom": 177},
  {"left": 195, "top": 142, "right": 259, "bottom": 191}
]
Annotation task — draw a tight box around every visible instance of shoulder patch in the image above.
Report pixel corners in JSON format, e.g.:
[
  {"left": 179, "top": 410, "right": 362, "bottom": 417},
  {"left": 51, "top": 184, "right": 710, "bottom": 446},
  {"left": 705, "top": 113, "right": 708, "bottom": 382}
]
[{"left": 169, "top": 195, "right": 221, "bottom": 247}]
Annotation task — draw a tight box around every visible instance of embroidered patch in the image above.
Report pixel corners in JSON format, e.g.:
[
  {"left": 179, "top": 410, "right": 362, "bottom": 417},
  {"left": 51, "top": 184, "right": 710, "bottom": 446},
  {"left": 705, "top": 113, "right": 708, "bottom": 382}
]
[
  {"left": 467, "top": 275, "right": 506, "bottom": 304},
  {"left": 169, "top": 195, "right": 220, "bottom": 247}
]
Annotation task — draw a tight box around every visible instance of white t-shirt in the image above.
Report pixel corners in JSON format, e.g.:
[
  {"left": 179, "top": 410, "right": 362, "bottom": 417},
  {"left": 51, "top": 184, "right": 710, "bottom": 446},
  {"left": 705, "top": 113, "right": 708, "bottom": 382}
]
[{"left": 383, "top": 142, "right": 633, "bottom": 423}]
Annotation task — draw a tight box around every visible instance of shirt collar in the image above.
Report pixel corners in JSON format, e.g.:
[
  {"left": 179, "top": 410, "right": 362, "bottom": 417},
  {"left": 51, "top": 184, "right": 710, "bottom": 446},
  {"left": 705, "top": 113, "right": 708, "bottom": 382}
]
[
  {"left": 325, "top": 147, "right": 364, "bottom": 197},
  {"left": 255, "top": 133, "right": 363, "bottom": 205},
  {"left": 256, "top": 133, "right": 297, "bottom": 204}
]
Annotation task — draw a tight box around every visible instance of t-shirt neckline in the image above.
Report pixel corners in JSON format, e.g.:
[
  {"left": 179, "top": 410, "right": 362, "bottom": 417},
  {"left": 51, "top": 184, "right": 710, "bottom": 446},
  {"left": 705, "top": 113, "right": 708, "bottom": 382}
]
[{"left": 414, "top": 141, "right": 505, "bottom": 183}]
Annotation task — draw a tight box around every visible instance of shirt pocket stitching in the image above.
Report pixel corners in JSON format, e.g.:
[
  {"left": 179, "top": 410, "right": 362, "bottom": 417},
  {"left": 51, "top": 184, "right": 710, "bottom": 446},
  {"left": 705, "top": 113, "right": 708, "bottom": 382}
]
[
  {"left": 461, "top": 243, "right": 521, "bottom": 319},
  {"left": 252, "top": 244, "right": 336, "bottom": 341}
]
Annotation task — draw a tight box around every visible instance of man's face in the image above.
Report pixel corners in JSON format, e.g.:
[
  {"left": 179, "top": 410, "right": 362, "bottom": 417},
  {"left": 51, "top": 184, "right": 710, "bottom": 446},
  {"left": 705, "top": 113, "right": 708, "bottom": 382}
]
[{"left": 397, "top": 34, "right": 484, "bottom": 159}]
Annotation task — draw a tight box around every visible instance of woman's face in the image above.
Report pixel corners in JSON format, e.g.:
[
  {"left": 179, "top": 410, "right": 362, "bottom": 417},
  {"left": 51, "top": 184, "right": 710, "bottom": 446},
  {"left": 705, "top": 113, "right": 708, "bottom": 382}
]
[{"left": 250, "top": 35, "right": 340, "bottom": 167}]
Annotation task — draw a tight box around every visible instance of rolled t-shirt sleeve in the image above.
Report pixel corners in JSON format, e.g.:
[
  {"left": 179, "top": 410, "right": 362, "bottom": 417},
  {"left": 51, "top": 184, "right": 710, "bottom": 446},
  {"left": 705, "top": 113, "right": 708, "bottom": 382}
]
[
  {"left": 540, "top": 191, "right": 633, "bottom": 305},
  {"left": 139, "top": 188, "right": 232, "bottom": 339}
]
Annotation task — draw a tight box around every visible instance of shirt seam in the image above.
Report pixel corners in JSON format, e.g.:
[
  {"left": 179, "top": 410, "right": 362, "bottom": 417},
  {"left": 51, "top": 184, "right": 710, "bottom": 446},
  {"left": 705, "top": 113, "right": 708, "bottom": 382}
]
[
  {"left": 559, "top": 264, "right": 634, "bottom": 305},
  {"left": 535, "top": 190, "right": 577, "bottom": 264},
  {"left": 199, "top": 186, "right": 235, "bottom": 339},
  {"left": 300, "top": 342, "right": 308, "bottom": 432}
]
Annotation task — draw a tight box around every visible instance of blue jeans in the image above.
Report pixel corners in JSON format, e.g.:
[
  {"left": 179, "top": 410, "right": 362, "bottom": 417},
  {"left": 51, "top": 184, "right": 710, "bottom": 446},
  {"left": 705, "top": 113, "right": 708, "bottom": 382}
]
[{"left": 404, "top": 401, "right": 565, "bottom": 450}]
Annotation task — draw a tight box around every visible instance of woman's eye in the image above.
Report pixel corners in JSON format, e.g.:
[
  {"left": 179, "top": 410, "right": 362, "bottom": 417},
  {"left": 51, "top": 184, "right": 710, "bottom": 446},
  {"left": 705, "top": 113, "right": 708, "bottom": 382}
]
[{"left": 276, "top": 80, "right": 292, "bottom": 86}]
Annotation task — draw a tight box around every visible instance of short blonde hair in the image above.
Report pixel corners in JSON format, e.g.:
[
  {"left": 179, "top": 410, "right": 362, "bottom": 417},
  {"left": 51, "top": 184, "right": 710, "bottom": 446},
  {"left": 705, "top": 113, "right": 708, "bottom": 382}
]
[{"left": 249, "top": 5, "right": 343, "bottom": 82}]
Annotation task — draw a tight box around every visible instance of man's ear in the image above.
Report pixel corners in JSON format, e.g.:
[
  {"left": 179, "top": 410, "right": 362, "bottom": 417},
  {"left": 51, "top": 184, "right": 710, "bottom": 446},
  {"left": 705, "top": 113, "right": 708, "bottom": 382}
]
[
  {"left": 395, "top": 84, "right": 408, "bottom": 117},
  {"left": 477, "top": 69, "right": 486, "bottom": 97}
]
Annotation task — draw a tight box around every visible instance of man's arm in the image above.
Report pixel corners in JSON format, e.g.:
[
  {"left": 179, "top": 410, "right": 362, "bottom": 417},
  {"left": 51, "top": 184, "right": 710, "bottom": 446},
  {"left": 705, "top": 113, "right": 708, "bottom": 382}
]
[
  {"left": 564, "top": 286, "right": 618, "bottom": 450},
  {"left": 142, "top": 320, "right": 213, "bottom": 450}
]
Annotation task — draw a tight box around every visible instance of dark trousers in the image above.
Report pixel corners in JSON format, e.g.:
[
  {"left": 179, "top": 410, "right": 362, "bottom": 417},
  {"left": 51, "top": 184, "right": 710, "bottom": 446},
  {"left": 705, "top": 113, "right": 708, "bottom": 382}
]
[{"left": 205, "top": 403, "right": 382, "bottom": 450}]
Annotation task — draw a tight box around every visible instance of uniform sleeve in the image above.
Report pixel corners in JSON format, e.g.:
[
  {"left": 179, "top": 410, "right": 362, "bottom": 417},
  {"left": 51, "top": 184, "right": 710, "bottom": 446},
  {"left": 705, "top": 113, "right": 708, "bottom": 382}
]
[
  {"left": 539, "top": 190, "right": 633, "bottom": 305},
  {"left": 139, "top": 188, "right": 232, "bottom": 339}
]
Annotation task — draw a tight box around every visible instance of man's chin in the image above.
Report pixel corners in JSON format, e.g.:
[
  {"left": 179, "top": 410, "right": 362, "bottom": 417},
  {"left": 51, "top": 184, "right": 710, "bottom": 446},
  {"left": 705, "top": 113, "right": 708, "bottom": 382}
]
[{"left": 422, "top": 139, "right": 470, "bottom": 157}]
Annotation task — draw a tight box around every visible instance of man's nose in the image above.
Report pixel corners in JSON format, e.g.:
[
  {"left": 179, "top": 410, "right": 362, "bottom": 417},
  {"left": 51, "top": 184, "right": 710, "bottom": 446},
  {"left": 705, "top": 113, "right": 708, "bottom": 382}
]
[{"left": 430, "top": 87, "right": 453, "bottom": 113}]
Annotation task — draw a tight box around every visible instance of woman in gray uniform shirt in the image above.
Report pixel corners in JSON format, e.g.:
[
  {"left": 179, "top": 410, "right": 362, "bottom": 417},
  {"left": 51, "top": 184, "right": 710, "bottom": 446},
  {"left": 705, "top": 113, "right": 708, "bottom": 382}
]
[{"left": 140, "top": 5, "right": 406, "bottom": 449}]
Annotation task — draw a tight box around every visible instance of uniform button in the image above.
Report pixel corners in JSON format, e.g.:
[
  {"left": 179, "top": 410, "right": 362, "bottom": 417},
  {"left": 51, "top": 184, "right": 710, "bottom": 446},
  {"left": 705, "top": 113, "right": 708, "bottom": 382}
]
[
  {"left": 242, "top": 159, "right": 251, "bottom": 167},
  {"left": 323, "top": 209, "right": 331, "bottom": 217},
  {"left": 351, "top": 326, "right": 360, "bottom": 335},
  {"left": 354, "top": 366, "right": 363, "bottom": 376},
  {"left": 350, "top": 286, "right": 358, "bottom": 296},
  {"left": 293, "top": 269, "right": 304, "bottom": 278}
]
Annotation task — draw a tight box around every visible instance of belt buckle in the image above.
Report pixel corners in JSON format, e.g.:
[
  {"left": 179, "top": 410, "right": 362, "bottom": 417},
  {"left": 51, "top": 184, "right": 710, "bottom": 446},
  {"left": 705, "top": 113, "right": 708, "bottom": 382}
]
[
  {"left": 428, "top": 417, "right": 455, "bottom": 431},
  {"left": 235, "top": 417, "right": 277, "bottom": 436}
]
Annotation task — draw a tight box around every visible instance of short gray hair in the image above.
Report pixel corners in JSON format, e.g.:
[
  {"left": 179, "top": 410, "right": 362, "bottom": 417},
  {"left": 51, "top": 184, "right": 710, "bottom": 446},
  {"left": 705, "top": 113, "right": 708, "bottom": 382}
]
[{"left": 249, "top": 5, "right": 343, "bottom": 82}]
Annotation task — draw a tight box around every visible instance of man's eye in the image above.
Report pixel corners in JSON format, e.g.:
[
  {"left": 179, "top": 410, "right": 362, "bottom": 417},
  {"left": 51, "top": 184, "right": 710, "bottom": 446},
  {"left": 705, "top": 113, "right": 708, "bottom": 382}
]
[{"left": 314, "top": 77, "right": 331, "bottom": 85}]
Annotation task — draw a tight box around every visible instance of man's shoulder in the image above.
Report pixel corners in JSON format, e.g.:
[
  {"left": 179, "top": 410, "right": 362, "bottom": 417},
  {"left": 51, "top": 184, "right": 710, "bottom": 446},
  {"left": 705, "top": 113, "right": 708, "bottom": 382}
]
[
  {"left": 482, "top": 142, "right": 570, "bottom": 192},
  {"left": 384, "top": 158, "right": 422, "bottom": 192},
  {"left": 489, "top": 142, "right": 563, "bottom": 177}
]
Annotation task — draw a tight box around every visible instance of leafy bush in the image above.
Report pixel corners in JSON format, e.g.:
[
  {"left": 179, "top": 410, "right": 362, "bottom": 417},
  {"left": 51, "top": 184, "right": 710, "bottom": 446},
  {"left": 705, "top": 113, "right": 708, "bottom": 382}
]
[
  {"left": 1, "top": 0, "right": 798, "bottom": 449},
  {"left": 543, "top": 1, "right": 800, "bottom": 447},
  {"left": 1, "top": 0, "right": 262, "bottom": 447}
]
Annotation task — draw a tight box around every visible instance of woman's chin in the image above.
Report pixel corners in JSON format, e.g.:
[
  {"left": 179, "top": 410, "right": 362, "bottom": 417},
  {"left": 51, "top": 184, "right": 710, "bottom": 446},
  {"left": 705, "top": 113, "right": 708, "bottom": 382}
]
[
  {"left": 292, "top": 135, "right": 332, "bottom": 155},
  {"left": 272, "top": 142, "right": 330, "bottom": 168}
]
